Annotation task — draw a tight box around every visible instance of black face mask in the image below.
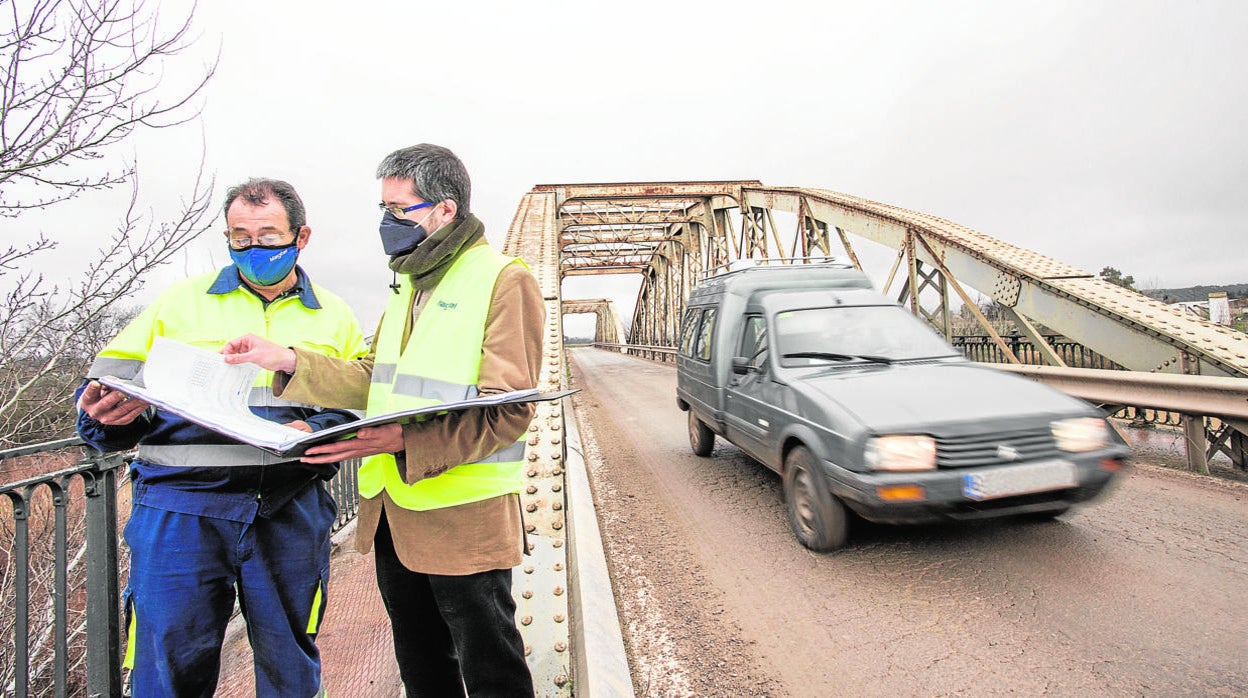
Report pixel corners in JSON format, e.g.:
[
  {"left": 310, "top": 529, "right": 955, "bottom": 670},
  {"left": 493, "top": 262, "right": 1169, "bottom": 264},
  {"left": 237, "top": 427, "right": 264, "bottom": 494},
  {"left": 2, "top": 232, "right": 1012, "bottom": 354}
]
[{"left": 378, "top": 210, "right": 432, "bottom": 256}]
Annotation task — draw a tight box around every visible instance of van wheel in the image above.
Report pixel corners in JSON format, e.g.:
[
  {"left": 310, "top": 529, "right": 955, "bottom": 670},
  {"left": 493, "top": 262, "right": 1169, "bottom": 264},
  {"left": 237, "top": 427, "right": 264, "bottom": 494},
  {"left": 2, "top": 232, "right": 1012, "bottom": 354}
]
[
  {"left": 688, "top": 412, "right": 715, "bottom": 456},
  {"left": 783, "top": 446, "right": 848, "bottom": 551}
]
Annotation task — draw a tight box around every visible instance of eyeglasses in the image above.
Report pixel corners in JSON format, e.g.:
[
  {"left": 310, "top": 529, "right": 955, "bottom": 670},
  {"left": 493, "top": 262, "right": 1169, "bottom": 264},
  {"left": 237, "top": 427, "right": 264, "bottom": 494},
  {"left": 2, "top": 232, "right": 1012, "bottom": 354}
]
[
  {"left": 227, "top": 230, "right": 297, "bottom": 250},
  {"left": 378, "top": 201, "right": 433, "bottom": 218}
]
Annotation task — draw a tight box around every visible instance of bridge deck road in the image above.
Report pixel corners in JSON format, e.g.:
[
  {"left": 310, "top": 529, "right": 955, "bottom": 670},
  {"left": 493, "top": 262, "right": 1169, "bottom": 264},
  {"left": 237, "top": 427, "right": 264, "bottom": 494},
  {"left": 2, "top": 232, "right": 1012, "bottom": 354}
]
[{"left": 568, "top": 348, "right": 1248, "bottom": 697}]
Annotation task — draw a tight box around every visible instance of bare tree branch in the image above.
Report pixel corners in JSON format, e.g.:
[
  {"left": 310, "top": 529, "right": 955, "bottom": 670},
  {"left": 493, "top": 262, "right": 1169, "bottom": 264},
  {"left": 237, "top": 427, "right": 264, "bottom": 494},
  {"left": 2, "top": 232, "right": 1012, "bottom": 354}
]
[
  {"left": 0, "top": 0, "right": 217, "bottom": 447},
  {"left": 0, "top": 0, "right": 217, "bottom": 215}
]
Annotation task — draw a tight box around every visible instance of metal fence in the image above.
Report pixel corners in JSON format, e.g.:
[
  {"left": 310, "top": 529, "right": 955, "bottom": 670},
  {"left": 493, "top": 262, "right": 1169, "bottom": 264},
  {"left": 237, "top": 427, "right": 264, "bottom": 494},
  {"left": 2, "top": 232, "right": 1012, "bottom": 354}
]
[
  {"left": 1, "top": 439, "right": 361, "bottom": 698},
  {"left": 949, "top": 334, "right": 1124, "bottom": 370}
]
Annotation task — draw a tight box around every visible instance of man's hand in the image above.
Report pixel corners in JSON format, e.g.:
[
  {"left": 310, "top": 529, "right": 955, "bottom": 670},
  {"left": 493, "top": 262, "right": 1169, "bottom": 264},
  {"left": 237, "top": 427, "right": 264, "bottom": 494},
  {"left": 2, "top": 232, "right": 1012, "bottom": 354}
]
[
  {"left": 284, "top": 420, "right": 313, "bottom": 433},
  {"left": 301, "top": 424, "right": 403, "bottom": 464},
  {"left": 221, "top": 333, "right": 297, "bottom": 373},
  {"left": 77, "top": 381, "right": 150, "bottom": 426}
]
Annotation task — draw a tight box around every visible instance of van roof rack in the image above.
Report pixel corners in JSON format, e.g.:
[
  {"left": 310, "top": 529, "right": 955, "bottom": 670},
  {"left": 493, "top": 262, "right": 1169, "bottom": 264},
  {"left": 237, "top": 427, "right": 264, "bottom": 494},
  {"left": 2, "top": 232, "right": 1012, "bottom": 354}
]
[{"left": 701, "top": 256, "right": 854, "bottom": 280}]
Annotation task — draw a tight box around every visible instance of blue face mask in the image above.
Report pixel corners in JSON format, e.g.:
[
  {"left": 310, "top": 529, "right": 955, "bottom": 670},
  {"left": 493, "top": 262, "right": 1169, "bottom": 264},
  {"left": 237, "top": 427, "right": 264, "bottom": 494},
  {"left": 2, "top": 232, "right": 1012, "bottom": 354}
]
[
  {"left": 230, "top": 243, "right": 300, "bottom": 286},
  {"left": 379, "top": 210, "right": 434, "bottom": 256}
]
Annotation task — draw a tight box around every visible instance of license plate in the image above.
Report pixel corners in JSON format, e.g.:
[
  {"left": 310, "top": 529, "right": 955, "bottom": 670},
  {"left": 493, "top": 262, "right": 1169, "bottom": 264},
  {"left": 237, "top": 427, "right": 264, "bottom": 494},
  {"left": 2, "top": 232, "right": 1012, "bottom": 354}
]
[{"left": 962, "top": 461, "right": 1078, "bottom": 501}]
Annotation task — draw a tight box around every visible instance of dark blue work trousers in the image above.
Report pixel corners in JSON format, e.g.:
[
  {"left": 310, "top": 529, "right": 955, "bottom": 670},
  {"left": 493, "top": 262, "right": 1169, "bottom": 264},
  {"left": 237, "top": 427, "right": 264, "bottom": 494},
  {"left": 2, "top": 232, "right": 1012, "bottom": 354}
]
[
  {"left": 123, "top": 484, "right": 335, "bottom": 697},
  {"left": 373, "top": 513, "right": 534, "bottom": 698}
]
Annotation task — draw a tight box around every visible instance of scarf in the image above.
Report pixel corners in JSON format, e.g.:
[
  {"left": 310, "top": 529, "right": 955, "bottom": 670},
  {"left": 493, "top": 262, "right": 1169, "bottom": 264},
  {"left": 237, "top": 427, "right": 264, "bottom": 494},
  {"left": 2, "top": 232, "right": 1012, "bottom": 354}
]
[{"left": 388, "top": 213, "right": 486, "bottom": 291}]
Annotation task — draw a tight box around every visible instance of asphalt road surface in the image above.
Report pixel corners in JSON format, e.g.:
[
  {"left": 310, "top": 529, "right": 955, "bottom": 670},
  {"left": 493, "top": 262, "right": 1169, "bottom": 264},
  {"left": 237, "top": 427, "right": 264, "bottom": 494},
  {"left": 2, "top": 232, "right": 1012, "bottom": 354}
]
[{"left": 567, "top": 348, "right": 1248, "bottom": 697}]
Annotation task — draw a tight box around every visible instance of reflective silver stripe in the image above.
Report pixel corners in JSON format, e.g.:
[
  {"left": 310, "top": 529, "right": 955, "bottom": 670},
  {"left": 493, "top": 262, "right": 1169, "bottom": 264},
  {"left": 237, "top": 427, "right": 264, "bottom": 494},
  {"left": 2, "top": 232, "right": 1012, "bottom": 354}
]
[
  {"left": 88, "top": 357, "right": 144, "bottom": 380},
  {"left": 372, "top": 363, "right": 398, "bottom": 384},
  {"left": 137, "top": 444, "right": 294, "bottom": 467},
  {"left": 247, "top": 385, "right": 319, "bottom": 410},
  {"left": 471, "top": 441, "right": 526, "bottom": 464},
  {"left": 392, "top": 375, "right": 478, "bottom": 403}
]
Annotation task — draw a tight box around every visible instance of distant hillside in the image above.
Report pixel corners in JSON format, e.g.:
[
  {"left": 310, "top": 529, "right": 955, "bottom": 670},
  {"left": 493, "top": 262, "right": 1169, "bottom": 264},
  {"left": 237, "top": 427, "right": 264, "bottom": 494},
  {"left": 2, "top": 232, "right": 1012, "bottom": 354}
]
[{"left": 1141, "top": 284, "right": 1248, "bottom": 303}]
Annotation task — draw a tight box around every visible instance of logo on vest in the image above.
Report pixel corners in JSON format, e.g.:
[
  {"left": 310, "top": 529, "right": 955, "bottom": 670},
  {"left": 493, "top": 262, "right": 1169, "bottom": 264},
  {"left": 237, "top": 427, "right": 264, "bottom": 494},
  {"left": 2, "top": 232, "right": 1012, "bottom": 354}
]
[{"left": 437, "top": 300, "right": 458, "bottom": 310}]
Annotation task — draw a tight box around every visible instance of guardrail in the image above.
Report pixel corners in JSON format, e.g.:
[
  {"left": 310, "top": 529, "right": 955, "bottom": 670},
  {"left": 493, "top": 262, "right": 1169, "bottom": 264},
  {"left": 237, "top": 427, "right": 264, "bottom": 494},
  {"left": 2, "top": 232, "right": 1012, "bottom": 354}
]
[
  {"left": 593, "top": 343, "right": 677, "bottom": 363},
  {"left": 1, "top": 440, "right": 361, "bottom": 697},
  {"left": 991, "top": 363, "right": 1248, "bottom": 474}
]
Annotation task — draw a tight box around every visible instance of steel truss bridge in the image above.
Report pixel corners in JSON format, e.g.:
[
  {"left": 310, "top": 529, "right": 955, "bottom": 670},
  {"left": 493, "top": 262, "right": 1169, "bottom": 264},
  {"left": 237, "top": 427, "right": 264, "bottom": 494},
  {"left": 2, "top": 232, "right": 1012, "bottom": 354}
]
[{"left": 503, "top": 180, "right": 1248, "bottom": 476}]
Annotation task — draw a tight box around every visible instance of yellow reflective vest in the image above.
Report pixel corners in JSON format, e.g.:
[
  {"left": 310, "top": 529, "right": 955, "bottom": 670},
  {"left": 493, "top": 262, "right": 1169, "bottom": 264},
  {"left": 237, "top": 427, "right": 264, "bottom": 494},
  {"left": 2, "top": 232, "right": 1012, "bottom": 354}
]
[{"left": 358, "top": 244, "right": 528, "bottom": 510}]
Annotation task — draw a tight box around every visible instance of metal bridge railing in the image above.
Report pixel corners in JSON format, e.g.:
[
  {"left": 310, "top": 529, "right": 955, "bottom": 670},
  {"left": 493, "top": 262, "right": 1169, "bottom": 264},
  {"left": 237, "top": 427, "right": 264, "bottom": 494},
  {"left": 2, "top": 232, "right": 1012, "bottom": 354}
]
[
  {"left": 950, "top": 334, "right": 1124, "bottom": 371},
  {"left": 593, "top": 343, "right": 676, "bottom": 363},
  {"left": 0, "top": 439, "right": 361, "bottom": 698}
]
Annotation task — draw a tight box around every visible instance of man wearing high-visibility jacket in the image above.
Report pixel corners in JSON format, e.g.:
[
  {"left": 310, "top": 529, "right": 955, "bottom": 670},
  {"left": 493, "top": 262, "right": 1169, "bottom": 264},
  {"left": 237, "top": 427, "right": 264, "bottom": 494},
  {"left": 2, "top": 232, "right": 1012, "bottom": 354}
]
[
  {"left": 224, "top": 144, "right": 543, "bottom": 697},
  {"left": 75, "top": 178, "right": 367, "bottom": 697}
]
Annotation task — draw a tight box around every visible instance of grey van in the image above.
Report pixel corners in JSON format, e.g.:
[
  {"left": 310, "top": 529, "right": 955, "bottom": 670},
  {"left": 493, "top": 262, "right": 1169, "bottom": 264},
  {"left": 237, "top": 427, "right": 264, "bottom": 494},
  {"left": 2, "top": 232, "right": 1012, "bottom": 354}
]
[{"left": 675, "top": 263, "right": 1130, "bottom": 551}]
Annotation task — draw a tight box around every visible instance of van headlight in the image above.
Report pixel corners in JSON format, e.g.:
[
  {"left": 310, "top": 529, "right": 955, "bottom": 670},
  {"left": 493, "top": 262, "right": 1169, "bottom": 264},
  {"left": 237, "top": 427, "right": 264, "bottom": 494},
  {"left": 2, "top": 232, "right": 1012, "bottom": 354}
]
[
  {"left": 864, "top": 435, "right": 936, "bottom": 471},
  {"left": 1052, "top": 417, "right": 1110, "bottom": 452}
]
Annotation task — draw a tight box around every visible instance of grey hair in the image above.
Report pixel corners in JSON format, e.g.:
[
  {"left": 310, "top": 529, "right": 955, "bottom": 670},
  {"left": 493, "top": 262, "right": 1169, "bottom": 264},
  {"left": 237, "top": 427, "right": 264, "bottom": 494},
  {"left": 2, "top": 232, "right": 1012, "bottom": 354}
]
[
  {"left": 375, "top": 144, "right": 471, "bottom": 221},
  {"left": 222, "top": 178, "right": 307, "bottom": 231}
]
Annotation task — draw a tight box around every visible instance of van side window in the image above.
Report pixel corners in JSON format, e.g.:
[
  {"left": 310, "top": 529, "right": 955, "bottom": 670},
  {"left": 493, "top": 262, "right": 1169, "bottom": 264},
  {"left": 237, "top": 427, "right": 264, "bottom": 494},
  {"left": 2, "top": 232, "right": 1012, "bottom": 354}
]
[
  {"left": 678, "top": 308, "right": 701, "bottom": 357},
  {"left": 694, "top": 307, "right": 717, "bottom": 361},
  {"left": 739, "top": 315, "right": 768, "bottom": 369}
]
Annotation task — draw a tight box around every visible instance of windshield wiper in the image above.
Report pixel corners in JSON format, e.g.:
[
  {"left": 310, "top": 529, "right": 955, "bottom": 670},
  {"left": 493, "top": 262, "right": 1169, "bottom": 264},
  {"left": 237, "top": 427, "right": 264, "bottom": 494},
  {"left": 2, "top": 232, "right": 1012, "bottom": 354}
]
[{"left": 782, "top": 351, "right": 894, "bottom": 365}]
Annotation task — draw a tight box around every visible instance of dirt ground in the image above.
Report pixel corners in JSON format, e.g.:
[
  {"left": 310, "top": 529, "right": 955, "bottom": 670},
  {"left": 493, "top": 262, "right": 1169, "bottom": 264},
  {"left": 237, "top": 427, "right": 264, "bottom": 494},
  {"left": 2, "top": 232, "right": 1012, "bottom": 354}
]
[{"left": 568, "top": 348, "right": 1248, "bottom": 697}]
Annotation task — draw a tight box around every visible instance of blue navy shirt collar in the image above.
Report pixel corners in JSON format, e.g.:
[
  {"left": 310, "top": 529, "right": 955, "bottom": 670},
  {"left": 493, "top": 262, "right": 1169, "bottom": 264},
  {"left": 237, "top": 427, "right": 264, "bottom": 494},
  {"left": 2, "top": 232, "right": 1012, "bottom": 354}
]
[{"left": 208, "top": 265, "right": 322, "bottom": 309}]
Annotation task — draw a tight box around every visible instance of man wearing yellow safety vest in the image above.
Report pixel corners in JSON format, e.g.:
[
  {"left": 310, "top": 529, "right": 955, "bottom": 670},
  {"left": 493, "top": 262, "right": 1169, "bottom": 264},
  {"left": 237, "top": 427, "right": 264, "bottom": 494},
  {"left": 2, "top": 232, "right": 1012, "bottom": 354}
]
[
  {"left": 75, "top": 179, "right": 367, "bottom": 697},
  {"left": 224, "top": 144, "right": 544, "bottom": 697}
]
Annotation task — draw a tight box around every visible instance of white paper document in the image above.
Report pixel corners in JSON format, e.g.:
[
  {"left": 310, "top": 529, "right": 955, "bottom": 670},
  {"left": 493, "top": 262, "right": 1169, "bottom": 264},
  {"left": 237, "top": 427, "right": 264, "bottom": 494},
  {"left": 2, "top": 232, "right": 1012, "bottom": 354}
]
[{"left": 100, "top": 337, "right": 576, "bottom": 458}]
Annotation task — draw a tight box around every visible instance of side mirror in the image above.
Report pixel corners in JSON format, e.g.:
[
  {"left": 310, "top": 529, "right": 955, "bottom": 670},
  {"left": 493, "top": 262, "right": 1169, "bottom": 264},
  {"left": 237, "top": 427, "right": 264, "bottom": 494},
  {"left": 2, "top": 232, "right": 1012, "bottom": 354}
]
[{"left": 731, "top": 356, "right": 752, "bottom": 375}]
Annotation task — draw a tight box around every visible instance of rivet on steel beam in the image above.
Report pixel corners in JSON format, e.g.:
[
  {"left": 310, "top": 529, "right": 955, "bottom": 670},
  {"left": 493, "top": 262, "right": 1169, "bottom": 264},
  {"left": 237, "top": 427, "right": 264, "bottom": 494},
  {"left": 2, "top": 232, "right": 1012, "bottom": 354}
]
[
  {"left": 553, "top": 502, "right": 563, "bottom": 511},
  {"left": 521, "top": 615, "right": 533, "bottom": 626},
  {"left": 555, "top": 675, "right": 569, "bottom": 688},
  {"left": 525, "top": 524, "right": 536, "bottom": 533},
  {"left": 553, "top": 586, "right": 564, "bottom": 596},
  {"left": 522, "top": 590, "right": 533, "bottom": 599},
  {"left": 524, "top": 645, "right": 532, "bottom": 657},
  {"left": 552, "top": 520, "right": 563, "bottom": 530},
  {"left": 526, "top": 485, "right": 538, "bottom": 494},
  {"left": 551, "top": 484, "right": 562, "bottom": 492},
  {"left": 552, "top": 468, "right": 563, "bottom": 476},
  {"left": 553, "top": 614, "right": 565, "bottom": 623},
  {"left": 553, "top": 562, "right": 564, "bottom": 572},
  {"left": 551, "top": 437, "right": 561, "bottom": 445},
  {"left": 552, "top": 540, "right": 563, "bottom": 548},
  {"left": 526, "top": 503, "right": 538, "bottom": 513},
  {"left": 528, "top": 436, "right": 540, "bottom": 445},
  {"left": 554, "top": 642, "right": 567, "bottom": 653},
  {"left": 526, "top": 468, "right": 538, "bottom": 477},
  {"left": 527, "top": 453, "right": 539, "bottom": 462},
  {"left": 524, "top": 565, "right": 535, "bottom": 574}
]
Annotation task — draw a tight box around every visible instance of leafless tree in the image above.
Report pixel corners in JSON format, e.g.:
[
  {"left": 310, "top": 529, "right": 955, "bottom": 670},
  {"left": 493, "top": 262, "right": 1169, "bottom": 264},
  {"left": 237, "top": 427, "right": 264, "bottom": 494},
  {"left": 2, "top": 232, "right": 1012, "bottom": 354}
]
[{"left": 0, "top": 0, "right": 218, "bottom": 447}]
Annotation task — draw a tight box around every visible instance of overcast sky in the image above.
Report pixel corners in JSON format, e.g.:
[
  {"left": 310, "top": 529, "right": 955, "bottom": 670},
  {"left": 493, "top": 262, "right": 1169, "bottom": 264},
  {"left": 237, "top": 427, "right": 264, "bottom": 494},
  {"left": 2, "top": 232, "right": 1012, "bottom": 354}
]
[{"left": 12, "top": 0, "right": 1248, "bottom": 335}]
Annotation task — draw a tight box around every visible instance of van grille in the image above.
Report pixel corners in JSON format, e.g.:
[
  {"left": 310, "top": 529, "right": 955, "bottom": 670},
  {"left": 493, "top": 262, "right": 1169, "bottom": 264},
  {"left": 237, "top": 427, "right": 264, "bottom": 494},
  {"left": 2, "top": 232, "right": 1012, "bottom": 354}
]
[{"left": 936, "top": 427, "right": 1059, "bottom": 469}]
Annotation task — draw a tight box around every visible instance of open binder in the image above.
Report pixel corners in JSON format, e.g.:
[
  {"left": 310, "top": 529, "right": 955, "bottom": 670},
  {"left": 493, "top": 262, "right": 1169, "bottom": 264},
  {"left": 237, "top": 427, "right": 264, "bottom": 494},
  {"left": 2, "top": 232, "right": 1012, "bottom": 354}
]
[{"left": 100, "top": 337, "right": 575, "bottom": 458}]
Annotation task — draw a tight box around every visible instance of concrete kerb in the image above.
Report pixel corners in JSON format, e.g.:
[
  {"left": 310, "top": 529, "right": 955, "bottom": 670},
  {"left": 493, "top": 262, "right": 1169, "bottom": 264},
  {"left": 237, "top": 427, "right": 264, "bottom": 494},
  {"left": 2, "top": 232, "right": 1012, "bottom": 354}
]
[{"left": 562, "top": 395, "right": 636, "bottom": 697}]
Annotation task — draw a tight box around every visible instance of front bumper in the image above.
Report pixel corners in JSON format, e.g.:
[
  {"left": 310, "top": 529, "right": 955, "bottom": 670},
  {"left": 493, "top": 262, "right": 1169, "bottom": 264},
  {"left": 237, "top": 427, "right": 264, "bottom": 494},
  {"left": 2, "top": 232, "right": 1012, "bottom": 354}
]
[{"left": 825, "top": 448, "right": 1129, "bottom": 524}]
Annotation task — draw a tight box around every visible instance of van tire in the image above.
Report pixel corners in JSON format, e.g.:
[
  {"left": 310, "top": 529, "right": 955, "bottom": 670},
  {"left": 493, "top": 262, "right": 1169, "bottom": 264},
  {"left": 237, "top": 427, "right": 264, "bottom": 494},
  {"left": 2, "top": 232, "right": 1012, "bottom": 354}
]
[
  {"left": 688, "top": 412, "right": 715, "bottom": 456},
  {"left": 783, "top": 446, "right": 849, "bottom": 551}
]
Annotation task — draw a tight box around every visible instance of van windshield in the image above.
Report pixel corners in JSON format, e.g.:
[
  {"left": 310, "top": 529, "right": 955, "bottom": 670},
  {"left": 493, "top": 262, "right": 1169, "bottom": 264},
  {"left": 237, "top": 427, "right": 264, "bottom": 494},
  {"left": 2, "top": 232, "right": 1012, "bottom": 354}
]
[{"left": 774, "top": 305, "right": 961, "bottom": 367}]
